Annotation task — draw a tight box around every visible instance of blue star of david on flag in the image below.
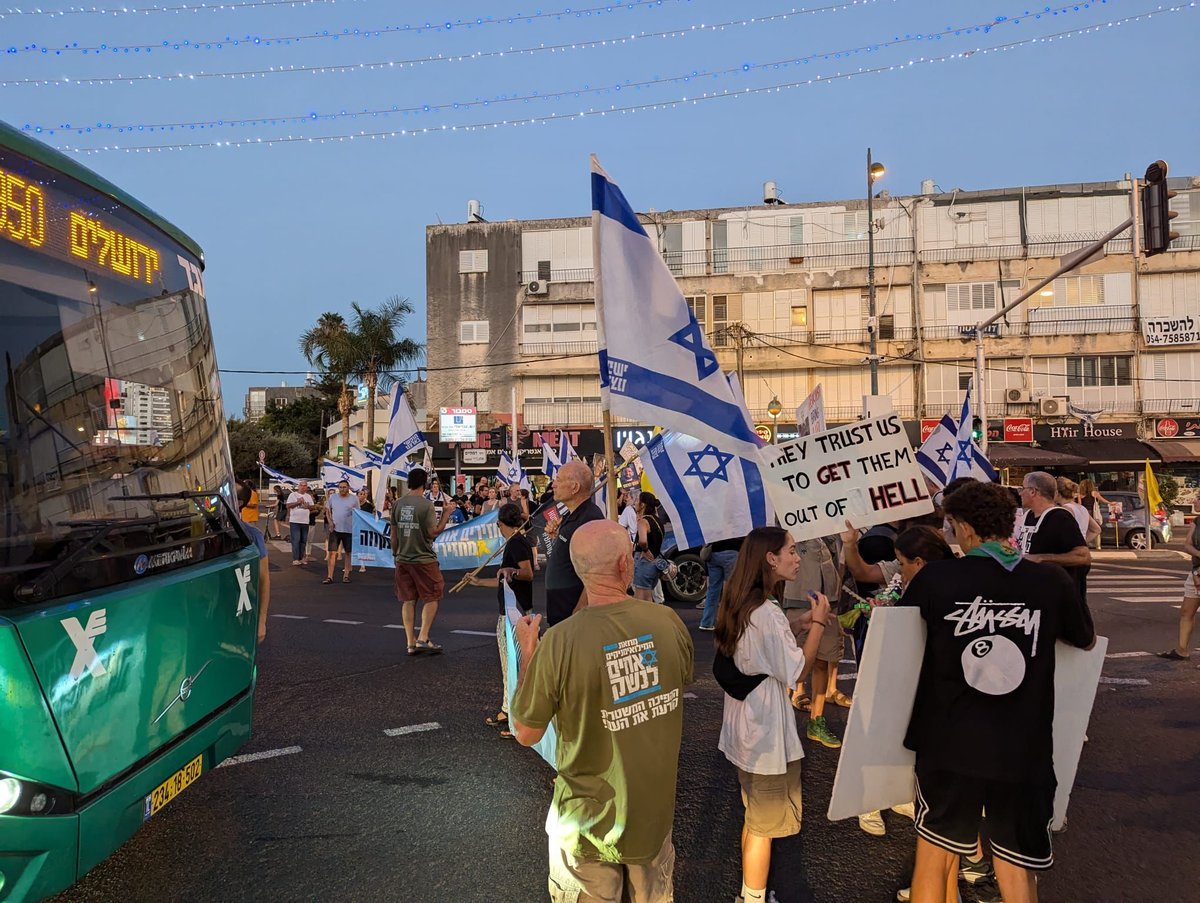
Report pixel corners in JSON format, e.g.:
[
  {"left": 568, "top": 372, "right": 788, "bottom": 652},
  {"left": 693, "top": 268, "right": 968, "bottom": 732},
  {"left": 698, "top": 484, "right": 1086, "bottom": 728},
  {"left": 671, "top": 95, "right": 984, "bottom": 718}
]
[
  {"left": 683, "top": 444, "right": 734, "bottom": 488},
  {"left": 955, "top": 439, "right": 974, "bottom": 468},
  {"left": 668, "top": 318, "right": 720, "bottom": 380},
  {"left": 936, "top": 442, "right": 953, "bottom": 464}
]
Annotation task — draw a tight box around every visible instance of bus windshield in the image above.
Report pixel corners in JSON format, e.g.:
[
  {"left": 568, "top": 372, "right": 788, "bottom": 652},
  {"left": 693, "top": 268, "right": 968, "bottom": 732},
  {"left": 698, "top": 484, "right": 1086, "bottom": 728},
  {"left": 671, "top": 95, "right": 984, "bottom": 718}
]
[{"left": 0, "top": 145, "right": 241, "bottom": 608}]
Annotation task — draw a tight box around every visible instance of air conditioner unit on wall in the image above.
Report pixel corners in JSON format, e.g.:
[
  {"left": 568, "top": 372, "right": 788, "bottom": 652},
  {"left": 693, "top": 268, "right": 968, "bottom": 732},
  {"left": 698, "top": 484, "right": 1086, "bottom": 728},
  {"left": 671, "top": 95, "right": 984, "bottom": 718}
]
[
  {"left": 527, "top": 280, "right": 550, "bottom": 295},
  {"left": 1006, "top": 388, "right": 1031, "bottom": 404},
  {"left": 1039, "top": 396, "right": 1070, "bottom": 417}
]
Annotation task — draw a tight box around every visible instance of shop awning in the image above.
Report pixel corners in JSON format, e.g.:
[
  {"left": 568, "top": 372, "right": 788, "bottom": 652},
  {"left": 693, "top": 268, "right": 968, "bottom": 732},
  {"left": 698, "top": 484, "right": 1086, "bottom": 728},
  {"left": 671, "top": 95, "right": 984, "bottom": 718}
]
[
  {"left": 1142, "top": 439, "right": 1200, "bottom": 464},
  {"left": 986, "top": 444, "right": 1087, "bottom": 467},
  {"left": 1037, "top": 439, "right": 1160, "bottom": 466}
]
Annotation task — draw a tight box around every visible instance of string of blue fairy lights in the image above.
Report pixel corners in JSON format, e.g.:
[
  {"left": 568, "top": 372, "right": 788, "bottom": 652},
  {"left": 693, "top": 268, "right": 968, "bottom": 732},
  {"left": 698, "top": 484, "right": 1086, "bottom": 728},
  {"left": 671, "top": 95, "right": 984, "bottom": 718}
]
[
  {"left": 49, "top": 1, "right": 1194, "bottom": 154},
  {"left": 5, "top": 0, "right": 696, "bottom": 54},
  {"left": 0, "top": 0, "right": 358, "bottom": 17},
  {"left": 18, "top": 1, "right": 1092, "bottom": 137}
]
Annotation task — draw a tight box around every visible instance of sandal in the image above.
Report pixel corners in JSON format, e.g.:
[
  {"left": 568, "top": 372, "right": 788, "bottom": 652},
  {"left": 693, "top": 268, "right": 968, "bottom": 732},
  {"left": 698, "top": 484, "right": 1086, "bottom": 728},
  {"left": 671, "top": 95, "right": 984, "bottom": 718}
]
[
  {"left": 342, "top": 574, "right": 350, "bottom": 584},
  {"left": 499, "top": 729, "right": 515, "bottom": 739},
  {"left": 1156, "top": 649, "right": 1190, "bottom": 660},
  {"left": 827, "top": 690, "right": 854, "bottom": 708},
  {"left": 415, "top": 639, "right": 443, "bottom": 655},
  {"left": 485, "top": 713, "right": 509, "bottom": 726},
  {"left": 790, "top": 690, "right": 811, "bottom": 711},
  {"left": 322, "top": 577, "right": 333, "bottom": 585},
  {"left": 407, "top": 644, "right": 419, "bottom": 656}
]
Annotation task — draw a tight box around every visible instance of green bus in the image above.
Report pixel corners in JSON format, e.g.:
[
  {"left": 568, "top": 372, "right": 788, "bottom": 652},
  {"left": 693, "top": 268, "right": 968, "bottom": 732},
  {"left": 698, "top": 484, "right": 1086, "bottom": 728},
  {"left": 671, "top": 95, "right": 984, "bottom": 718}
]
[{"left": 0, "top": 122, "right": 259, "bottom": 902}]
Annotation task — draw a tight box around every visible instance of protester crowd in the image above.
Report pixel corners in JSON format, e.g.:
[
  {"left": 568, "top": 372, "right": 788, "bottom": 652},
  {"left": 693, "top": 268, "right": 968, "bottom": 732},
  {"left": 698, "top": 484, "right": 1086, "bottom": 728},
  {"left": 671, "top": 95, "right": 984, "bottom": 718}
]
[{"left": 233, "top": 458, "right": 1200, "bottom": 903}]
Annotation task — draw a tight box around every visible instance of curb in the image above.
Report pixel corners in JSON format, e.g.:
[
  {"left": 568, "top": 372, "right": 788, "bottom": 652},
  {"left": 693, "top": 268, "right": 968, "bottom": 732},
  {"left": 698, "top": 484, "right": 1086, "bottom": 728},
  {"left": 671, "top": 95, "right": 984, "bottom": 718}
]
[{"left": 1092, "top": 550, "right": 1191, "bottom": 561}]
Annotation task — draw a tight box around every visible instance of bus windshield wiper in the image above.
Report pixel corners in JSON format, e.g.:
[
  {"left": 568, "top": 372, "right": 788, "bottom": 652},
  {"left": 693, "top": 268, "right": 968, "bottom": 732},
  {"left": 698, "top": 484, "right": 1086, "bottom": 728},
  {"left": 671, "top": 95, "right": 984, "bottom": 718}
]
[{"left": 13, "top": 521, "right": 121, "bottom": 604}]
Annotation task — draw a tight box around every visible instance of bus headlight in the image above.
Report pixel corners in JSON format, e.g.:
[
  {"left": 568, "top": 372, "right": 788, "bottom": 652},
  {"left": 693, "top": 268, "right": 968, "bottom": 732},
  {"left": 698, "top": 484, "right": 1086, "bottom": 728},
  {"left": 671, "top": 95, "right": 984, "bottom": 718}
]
[{"left": 0, "top": 778, "right": 20, "bottom": 814}]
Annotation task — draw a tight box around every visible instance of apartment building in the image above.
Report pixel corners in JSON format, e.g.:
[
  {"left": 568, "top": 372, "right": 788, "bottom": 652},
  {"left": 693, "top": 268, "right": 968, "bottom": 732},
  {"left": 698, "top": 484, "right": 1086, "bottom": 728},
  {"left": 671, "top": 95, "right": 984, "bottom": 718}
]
[
  {"left": 243, "top": 381, "right": 320, "bottom": 422},
  {"left": 425, "top": 177, "right": 1200, "bottom": 485}
]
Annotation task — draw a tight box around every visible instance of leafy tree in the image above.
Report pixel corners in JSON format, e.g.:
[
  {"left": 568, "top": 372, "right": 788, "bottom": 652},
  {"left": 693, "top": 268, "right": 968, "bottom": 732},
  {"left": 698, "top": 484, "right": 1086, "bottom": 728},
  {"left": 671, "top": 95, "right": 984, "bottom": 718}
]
[
  {"left": 226, "top": 419, "right": 316, "bottom": 481},
  {"left": 300, "top": 312, "right": 357, "bottom": 465},
  {"left": 346, "top": 297, "right": 423, "bottom": 489},
  {"left": 259, "top": 395, "right": 335, "bottom": 459},
  {"left": 1159, "top": 473, "right": 1180, "bottom": 508}
]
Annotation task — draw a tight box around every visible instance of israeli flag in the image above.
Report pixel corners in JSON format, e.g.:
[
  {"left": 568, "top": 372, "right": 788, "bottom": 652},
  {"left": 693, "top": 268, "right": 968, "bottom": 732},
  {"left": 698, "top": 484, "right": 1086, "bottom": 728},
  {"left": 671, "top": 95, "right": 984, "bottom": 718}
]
[
  {"left": 498, "top": 452, "right": 532, "bottom": 491},
  {"left": 638, "top": 431, "right": 773, "bottom": 552},
  {"left": 321, "top": 459, "right": 367, "bottom": 492},
  {"left": 542, "top": 439, "right": 562, "bottom": 478},
  {"left": 375, "top": 386, "right": 427, "bottom": 510},
  {"left": 917, "top": 415, "right": 997, "bottom": 488},
  {"left": 349, "top": 445, "right": 383, "bottom": 471},
  {"left": 259, "top": 463, "right": 300, "bottom": 486},
  {"left": 591, "top": 155, "right": 763, "bottom": 459},
  {"left": 951, "top": 383, "right": 997, "bottom": 483},
  {"left": 558, "top": 431, "right": 579, "bottom": 464}
]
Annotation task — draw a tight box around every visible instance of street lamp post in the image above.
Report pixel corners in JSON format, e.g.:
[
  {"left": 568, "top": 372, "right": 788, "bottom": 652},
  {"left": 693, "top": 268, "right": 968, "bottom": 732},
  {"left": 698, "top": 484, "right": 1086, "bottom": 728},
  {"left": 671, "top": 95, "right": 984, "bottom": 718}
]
[
  {"left": 767, "top": 396, "right": 782, "bottom": 445},
  {"left": 866, "top": 148, "right": 886, "bottom": 396}
]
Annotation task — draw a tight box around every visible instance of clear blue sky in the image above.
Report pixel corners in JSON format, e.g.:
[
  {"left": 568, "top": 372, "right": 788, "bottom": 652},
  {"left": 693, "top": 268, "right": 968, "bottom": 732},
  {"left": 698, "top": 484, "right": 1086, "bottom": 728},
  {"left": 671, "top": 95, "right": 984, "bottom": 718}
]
[{"left": 5, "top": 0, "right": 1196, "bottom": 416}]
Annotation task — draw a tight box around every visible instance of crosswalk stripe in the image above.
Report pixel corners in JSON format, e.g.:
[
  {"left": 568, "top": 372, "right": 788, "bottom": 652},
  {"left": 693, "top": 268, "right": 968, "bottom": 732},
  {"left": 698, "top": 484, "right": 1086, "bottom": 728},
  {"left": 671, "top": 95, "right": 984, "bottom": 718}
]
[
  {"left": 1105, "top": 651, "right": 1153, "bottom": 658},
  {"left": 272, "top": 614, "right": 307, "bottom": 620},
  {"left": 1112, "top": 596, "right": 1181, "bottom": 603},
  {"left": 384, "top": 722, "right": 441, "bottom": 737},
  {"left": 1091, "top": 576, "right": 1173, "bottom": 582},
  {"left": 219, "top": 745, "right": 302, "bottom": 767},
  {"left": 1098, "top": 677, "right": 1150, "bottom": 686},
  {"left": 452, "top": 629, "right": 497, "bottom": 637},
  {"left": 323, "top": 619, "right": 363, "bottom": 625}
]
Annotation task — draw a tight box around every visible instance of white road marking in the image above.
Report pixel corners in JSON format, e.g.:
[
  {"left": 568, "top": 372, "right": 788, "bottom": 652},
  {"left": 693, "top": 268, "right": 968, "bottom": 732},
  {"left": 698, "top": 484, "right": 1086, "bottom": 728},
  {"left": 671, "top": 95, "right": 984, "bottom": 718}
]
[
  {"left": 383, "top": 624, "right": 406, "bottom": 629},
  {"left": 1112, "top": 596, "right": 1181, "bottom": 603},
  {"left": 1105, "top": 651, "right": 1153, "bottom": 658},
  {"left": 451, "top": 629, "right": 497, "bottom": 637},
  {"left": 219, "top": 745, "right": 302, "bottom": 767},
  {"left": 683, "top": 692, "right": 699, "bottom": 699},
  {"left": 323, "top": 619, "right": 363, "bottom": 625},
  {"left": 1091, "top": 576, "right": 1174, "bottom": 582},
  {"left": 1098, "top": 677, "right": 1150, "bottom": 686},
  {"left": 838, "top": 673, "right": 858, "bottom": 681},
  {"left": 272, "top": 614, "right": 308, "bottom": 620},
  {"left": 384, "top": 722, "right": 442, "bottom": 737}
]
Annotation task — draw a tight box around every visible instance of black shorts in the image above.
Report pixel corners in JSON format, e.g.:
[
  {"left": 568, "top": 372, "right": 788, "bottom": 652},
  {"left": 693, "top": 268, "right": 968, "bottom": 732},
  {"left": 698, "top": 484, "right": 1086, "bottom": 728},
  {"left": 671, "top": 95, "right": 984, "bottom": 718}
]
[
  {"left": 329, "top": 531, "right": 353, "bottom": 553},
  {"left": 914, "top": 761, "right": 1056, "bottom": 871}
]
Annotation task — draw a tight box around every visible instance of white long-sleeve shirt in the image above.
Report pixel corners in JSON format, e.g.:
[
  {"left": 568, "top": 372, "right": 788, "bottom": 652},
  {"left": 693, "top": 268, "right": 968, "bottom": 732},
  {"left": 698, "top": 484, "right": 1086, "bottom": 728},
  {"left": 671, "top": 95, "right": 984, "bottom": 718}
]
[{"left": 718, "top": 599, "right": 807, "bottom": 775}]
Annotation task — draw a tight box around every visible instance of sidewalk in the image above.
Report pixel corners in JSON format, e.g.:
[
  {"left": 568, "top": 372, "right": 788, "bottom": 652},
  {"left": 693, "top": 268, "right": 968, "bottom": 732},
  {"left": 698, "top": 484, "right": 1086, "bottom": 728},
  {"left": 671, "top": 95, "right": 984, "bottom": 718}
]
[{"left": 1093, "top": 548, "right": 1190, "bottom": 561}]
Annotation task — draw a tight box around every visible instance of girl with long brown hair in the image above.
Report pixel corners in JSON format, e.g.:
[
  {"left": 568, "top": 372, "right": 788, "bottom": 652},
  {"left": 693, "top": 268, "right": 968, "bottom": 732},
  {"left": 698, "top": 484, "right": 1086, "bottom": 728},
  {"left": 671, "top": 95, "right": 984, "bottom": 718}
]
[{"left": 715, "top": 526, "right": 832, "bottom": 903}]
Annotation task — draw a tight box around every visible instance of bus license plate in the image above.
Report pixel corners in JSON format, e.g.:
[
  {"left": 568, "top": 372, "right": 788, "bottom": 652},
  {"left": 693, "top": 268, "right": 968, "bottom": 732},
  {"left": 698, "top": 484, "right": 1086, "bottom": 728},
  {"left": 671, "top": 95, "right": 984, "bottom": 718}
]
[{"left": 143, "top": 754, "right": 203, "bottom": 821}]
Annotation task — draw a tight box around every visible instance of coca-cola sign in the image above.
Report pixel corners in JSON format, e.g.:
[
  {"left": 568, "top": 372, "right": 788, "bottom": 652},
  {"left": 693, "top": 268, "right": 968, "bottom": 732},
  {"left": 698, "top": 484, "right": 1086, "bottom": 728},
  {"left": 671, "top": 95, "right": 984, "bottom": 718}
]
[
  {"left": 1156, "top": 417, "right": 1200, "bottom": 438},
  {"left": 1004, "top": 418, "right": 1033, "bottom": 443}
]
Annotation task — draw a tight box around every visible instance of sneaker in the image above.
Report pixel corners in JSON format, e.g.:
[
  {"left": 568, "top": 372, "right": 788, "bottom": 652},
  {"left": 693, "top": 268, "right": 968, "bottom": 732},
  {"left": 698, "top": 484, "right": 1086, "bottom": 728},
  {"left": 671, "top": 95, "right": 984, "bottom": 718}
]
[
  {"left": 698, "top": 624, "right": 715, "bottom": 632},
  {"left": 806, "top": 715, "right": 841, "bottom": 749},
  {"left": 896, "top": 889, "right": 910, "bottom": 902},
  {"left": 959, "top": 856, "right": 994, "bottom": 884},
  {"left": 1051, "top": 815, "right": 1068, "bottom": 834},
  {"left": 858, "top": 810, "right": 886, "bottom": 836},
  {"left": 891, "top": 801, "right": 916, "bottom": 821}
]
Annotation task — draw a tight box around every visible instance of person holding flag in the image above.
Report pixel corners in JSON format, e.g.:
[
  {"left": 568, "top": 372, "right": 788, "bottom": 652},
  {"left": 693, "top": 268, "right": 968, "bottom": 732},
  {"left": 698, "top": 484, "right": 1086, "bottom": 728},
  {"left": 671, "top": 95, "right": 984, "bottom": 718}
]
[{"left": 1152, "top": 459, "right": 1200, "bottom": 664}]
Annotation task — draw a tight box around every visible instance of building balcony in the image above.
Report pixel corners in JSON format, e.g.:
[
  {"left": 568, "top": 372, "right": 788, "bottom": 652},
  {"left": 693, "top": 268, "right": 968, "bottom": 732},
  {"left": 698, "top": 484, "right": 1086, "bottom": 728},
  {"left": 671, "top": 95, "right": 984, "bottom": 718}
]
[
  {"left": 1142, "top": 398, "right": 1200, "bottom": 414},
  {"left": 520, "top": 341, "right": 599, "bottom": 357},
  {"left": 523, "top": 401, "right": 603, "bottom": 429}
]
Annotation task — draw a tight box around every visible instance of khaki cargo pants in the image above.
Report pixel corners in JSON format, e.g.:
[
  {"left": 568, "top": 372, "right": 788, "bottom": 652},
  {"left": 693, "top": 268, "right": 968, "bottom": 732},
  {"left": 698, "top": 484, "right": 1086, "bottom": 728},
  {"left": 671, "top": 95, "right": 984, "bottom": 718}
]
[{"left": 547, "top": 833, "right": 675, "bottom": 903}]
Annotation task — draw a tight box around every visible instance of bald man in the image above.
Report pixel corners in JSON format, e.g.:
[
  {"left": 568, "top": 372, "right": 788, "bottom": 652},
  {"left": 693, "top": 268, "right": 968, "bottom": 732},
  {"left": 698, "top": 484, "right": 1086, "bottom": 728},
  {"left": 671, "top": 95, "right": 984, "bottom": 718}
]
[
  {"left": 512, "top": 520, "right": 694, "bottom": 903},
  {"left": 543, "top": 458, "right": 606, "bottom": 625}
]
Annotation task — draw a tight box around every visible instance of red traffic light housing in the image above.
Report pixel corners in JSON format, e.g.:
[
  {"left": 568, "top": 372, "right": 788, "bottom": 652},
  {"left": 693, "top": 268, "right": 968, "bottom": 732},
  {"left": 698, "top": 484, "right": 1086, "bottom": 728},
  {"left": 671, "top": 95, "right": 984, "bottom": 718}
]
[{"left": 1142, "top": 160, "right": 1179, "bottom": 256}]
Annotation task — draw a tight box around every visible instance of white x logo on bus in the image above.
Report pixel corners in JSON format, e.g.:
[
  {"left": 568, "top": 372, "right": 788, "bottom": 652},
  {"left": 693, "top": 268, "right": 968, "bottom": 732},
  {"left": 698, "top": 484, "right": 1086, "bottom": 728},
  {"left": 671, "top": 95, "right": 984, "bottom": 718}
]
[
  {"left": 235, "top": 564, "right": 253, "bottom": 616},
  {"left": 61, "top": 609, "right": 108, "bottom": 680}
]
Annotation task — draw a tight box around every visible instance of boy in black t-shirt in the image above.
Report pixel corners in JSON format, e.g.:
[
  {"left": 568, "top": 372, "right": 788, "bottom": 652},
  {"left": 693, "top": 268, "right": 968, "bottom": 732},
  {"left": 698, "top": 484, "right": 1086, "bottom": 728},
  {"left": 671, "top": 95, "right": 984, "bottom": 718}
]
[
  {"left": 468, "top": 502, "right": 535, "bottom": 738},
  {"left": 902, "top": 481, "right": 1095, "bottom": 903}
]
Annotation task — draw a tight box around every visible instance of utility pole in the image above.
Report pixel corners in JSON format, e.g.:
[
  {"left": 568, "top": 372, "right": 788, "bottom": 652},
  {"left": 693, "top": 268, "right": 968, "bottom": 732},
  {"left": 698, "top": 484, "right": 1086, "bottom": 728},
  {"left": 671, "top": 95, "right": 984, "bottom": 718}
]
[
  {"left": 866, "top": 148, "right": 886, "bottom": 395},
  {"left": 727, "top": 322, "right": 749, "bottom": 387}
]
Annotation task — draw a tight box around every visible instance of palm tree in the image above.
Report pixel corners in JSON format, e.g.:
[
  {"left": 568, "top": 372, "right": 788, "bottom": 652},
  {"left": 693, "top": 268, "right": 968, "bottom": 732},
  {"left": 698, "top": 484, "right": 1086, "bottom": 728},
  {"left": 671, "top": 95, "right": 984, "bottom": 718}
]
[
  {"left": 347, "top": 297, "right": 424, "bottom": 487},
  {"left": 300, "top": 312, "right": 356, "bottom": 465}
]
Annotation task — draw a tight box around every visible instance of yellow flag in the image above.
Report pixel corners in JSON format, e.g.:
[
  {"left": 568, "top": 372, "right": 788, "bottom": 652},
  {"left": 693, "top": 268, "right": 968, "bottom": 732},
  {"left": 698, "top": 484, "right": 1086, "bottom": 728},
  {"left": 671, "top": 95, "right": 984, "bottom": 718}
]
[{"left": 1145, "top": 459, "right": 1164, "bottom": 514}]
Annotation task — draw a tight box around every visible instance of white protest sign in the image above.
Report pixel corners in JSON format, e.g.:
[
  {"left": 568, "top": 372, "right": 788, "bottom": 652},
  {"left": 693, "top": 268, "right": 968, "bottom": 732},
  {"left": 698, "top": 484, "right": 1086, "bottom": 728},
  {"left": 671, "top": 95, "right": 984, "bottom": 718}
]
[
  {"left": 761, "top": 412, "right": 933, "bottom": 542},
  {"left": 795, "top": 384, "right": 826, "bottom": 439}
]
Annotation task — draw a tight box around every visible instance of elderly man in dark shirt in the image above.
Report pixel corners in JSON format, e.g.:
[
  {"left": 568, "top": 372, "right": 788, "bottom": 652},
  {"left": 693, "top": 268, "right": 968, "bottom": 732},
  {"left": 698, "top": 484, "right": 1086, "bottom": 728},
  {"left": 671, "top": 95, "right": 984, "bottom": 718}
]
[{"left": 544, "top": 459, "right": 605, "bottom": 625}]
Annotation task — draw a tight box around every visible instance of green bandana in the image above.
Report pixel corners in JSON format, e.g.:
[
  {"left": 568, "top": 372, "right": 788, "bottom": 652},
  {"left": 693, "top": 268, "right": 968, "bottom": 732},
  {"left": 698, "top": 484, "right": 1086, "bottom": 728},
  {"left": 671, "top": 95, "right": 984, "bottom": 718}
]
[{"left": 966, "top": 539, "right": 1023, "bottom": 572}]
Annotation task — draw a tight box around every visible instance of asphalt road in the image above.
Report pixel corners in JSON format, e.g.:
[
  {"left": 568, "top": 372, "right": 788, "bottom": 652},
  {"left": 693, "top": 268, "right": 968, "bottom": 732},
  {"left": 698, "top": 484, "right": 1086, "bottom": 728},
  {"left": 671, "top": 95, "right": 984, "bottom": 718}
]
[{"left": 50, "top": 542, "right": 1200, "bottom": 903}]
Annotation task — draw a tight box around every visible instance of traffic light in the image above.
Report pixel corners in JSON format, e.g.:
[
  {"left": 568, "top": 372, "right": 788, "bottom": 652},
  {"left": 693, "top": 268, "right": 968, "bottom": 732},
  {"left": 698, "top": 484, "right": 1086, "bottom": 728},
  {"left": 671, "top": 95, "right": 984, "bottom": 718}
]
[
  {"left": 971, "top": 417, "right": 983, "bottom": 442},
  {"left": 1142, "top": 160, "right": 1179, "bottom": 256}
]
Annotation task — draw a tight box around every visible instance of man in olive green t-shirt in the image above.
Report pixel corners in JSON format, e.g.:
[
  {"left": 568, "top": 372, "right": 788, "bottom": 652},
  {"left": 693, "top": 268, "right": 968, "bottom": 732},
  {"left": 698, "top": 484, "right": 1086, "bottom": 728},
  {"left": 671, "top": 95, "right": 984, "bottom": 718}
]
[
  {"left": 512, "top": 520, "right": 694, "bottom": 902},
  {"left": 389, "top": 468, "right": 452, "bottom": 656}
]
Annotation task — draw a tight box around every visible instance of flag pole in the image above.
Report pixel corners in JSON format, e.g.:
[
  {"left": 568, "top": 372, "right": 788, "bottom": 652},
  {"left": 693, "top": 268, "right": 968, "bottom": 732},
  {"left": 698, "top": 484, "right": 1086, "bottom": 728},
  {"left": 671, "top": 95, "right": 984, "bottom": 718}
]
[{"left": 602, "top": 410, "right": 618, "bottom": 519}]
